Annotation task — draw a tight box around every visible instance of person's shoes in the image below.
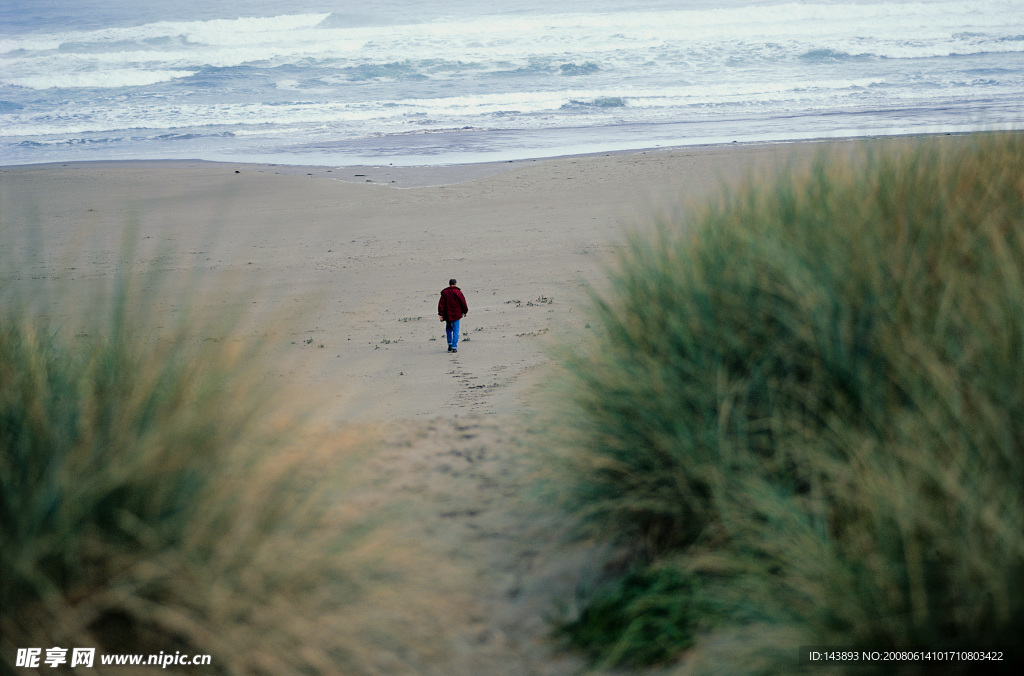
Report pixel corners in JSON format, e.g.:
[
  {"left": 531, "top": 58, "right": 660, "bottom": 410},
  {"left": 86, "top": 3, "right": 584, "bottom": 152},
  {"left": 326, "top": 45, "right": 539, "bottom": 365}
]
[
  {"left": 451, "top": 348, "right": 457, "bottom": 353},
  {"left": 448, "top": 346, "right": 454, "bottom": 352}
]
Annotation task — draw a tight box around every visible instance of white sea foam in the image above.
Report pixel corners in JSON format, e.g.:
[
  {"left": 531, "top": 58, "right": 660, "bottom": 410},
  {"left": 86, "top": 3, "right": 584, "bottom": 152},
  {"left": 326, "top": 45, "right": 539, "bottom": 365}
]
[{"left": 3, "top": 69, "right": 199, "bottom": 90}]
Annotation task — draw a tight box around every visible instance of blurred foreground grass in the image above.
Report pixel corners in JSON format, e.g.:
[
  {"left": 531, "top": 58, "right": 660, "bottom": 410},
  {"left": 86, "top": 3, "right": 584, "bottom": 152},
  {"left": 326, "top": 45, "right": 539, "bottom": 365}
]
[
  {"left": 0, "top": 230, "right": 450, "bottom": 674},
  {"left": 553, "top": 133, "right": 1024, "bottom": 673}
]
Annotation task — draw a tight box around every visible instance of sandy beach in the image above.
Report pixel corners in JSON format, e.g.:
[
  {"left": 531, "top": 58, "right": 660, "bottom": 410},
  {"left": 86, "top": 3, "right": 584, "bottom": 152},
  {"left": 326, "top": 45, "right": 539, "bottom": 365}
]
[
  {"left": 0, "top": 136, "right": 935, "bottom": 673},
  {"left": 2, "top": 140, "right": 865, "bottom": 423}
]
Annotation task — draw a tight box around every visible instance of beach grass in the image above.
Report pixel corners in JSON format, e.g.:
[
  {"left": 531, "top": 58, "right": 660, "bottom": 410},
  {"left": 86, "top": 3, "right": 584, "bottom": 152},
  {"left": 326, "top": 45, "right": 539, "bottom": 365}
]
[
  {"left": 551, "top": 133, "right": 1024, "bottom": 672},
  {"left": 0, "top": 228, "right": 451, "bottom": 674}
]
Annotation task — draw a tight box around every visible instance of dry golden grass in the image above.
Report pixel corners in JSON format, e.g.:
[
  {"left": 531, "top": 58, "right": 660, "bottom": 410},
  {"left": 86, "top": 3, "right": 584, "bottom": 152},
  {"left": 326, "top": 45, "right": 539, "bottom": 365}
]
[{"left": 0, "top": 228, "right": 467, "bottom": 675}]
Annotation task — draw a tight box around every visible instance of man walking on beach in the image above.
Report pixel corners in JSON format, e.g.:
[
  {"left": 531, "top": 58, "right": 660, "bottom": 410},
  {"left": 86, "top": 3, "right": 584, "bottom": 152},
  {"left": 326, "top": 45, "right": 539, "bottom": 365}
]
[{"left": 438, "top": 278, "right": 469, "bottom": 353}]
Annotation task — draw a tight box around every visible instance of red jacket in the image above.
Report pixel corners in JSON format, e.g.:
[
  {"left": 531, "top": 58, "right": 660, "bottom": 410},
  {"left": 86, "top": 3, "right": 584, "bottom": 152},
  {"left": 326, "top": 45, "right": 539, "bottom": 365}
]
[{"left": 438, "top": 285, "right": 469, "bottom": 321}]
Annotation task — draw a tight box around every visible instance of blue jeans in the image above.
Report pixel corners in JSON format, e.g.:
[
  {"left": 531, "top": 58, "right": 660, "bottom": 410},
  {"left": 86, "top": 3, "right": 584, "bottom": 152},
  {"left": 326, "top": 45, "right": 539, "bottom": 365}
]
[{"left": 446, "top": 319, "right": 460, "bottom": 350}]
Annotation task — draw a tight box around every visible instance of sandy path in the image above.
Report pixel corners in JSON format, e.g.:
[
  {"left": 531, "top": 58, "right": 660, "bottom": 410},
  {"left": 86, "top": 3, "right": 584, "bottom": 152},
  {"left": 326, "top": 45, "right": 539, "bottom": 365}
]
[{"left": 353, "top": 414, "right": 603, "bottom": 675}]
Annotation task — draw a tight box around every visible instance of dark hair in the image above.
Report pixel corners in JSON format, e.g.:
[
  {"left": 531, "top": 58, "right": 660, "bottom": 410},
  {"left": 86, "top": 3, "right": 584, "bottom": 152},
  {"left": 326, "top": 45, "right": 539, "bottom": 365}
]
[{"left": 449, "top": 278, "right": 457, "bottom": 285}]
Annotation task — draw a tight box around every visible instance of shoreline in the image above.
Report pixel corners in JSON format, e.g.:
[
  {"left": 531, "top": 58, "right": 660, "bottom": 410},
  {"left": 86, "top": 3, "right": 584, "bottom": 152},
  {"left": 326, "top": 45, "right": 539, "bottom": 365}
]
[{"left": 1, "top": 130, "right": 995, "bottom": 189}]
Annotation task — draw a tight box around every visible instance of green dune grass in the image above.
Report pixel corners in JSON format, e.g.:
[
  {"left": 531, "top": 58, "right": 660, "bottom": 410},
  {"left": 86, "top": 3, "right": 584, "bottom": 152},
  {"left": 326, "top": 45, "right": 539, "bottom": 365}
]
[{"left": 553, "top": 133, "right": 1024, "bottom": 672}]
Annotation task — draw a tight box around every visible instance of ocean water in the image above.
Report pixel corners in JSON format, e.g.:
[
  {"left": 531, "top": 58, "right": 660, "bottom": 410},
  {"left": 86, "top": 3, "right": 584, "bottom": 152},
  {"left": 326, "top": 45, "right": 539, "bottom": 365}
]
[{"left": 1, "top": 0, "right": 1022, "bottom": 166}]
